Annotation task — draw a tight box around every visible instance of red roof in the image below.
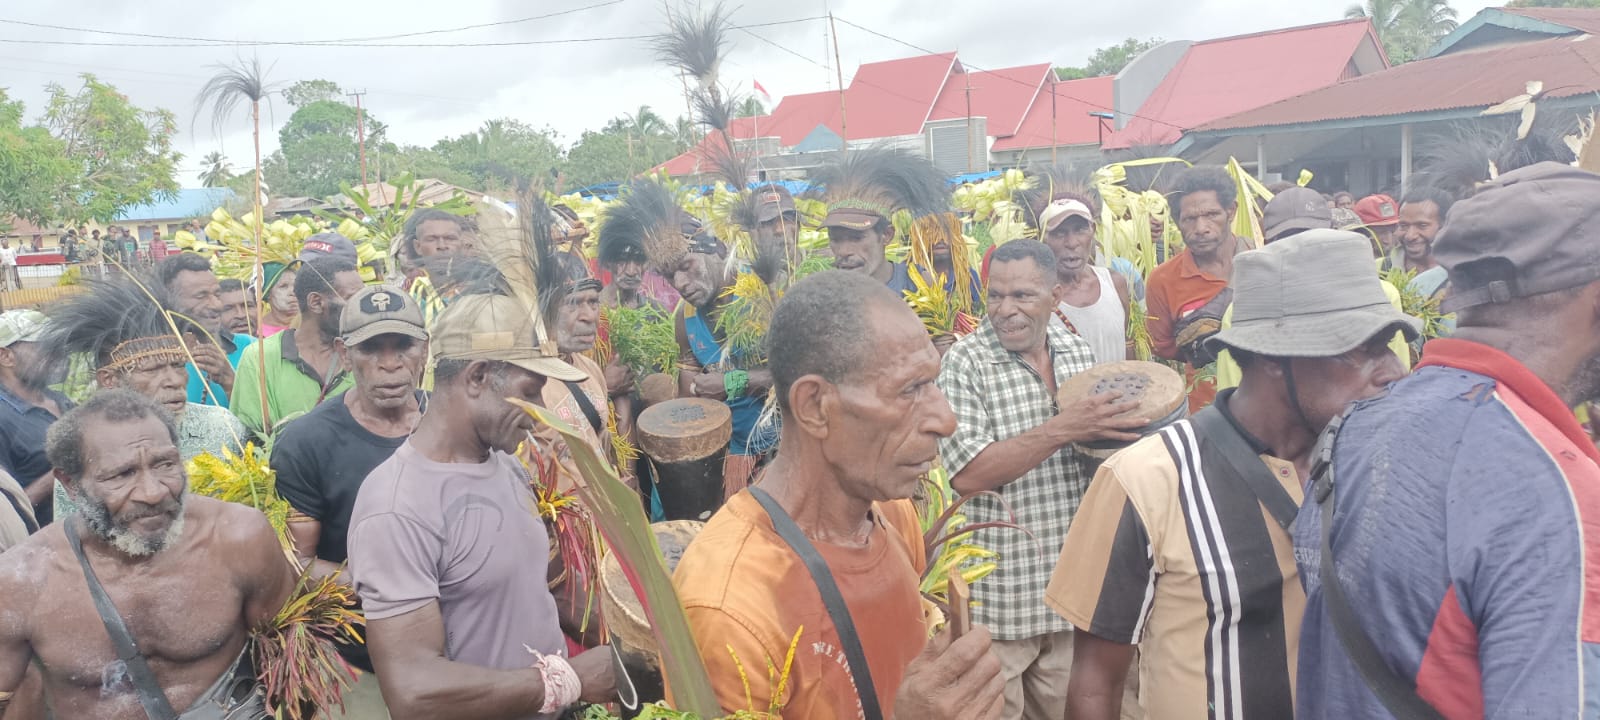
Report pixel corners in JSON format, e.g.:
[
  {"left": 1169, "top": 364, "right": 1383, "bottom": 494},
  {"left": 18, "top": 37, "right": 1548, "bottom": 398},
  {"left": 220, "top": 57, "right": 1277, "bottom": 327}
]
[
  {"left": 991, "top": 75, "right": 1116, "bottom": 151},
  {"left": 656, "top": 116, "right": 766, "bottom": 176},
  {"left": 1196, "top": 33, "right": 1600, "bottom": 132},
  {"left": 1501, "top": 7, "right": 1600, "bottom": 35},
  {"left": 1105, "top": 19, "right": 1382, "bottom": 149},
  {"left": 928, "top": 63, "right": 1053, "bottom": 137},
  {"left": 839, "top": 52, "right": 959, "bottom": 139},
  {"left": 761, "top": 91, "right": 842, "bottom": 146}
]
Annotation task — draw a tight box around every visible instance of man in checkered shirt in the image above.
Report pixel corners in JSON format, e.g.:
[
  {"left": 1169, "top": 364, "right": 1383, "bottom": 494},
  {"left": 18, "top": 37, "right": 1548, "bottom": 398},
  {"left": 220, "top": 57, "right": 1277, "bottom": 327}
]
[{"left": 938, "top": 240, "right": 1147, "bottom": 720}]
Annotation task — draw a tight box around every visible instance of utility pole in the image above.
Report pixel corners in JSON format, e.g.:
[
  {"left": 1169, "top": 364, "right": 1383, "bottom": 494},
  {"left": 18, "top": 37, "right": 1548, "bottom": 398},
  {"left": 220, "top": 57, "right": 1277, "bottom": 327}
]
[
  {"left": 829, "top": 13, "right": 849, "bottom": 157},
  {"left": 349, "top": 90, "right": 369, "bottom": 187},
  {"left": 964, "top": 71, "right": 974, "bottom": 171},
  {"left": 1050, "top": 77, "right": 1058, "bottom": 165}
]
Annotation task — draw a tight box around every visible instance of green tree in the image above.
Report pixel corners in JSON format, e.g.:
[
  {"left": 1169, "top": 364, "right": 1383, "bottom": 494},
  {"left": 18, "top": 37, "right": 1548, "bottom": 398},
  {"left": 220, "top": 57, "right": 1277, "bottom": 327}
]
[
  {"left": 0, "top": 89, "right": 76, "bottom": 226},
  {"left": 1347, "top": 0, "right": 1459, "bottom": 64},
  {"left": 42, "top": 74, "right": 181, "bottom": 222},
  {"left": 282, "top": 79, "right": 342, "bottom": 108},
  {"left": 1055, "top": 37, "right": 1162, "bottom": 80},
  {"left": 429, "top": 118, "right": 564, "bottom": 192},
  {"left": 263, "top": 99, "right": 384, "bottom": 199},
  {"left": 198, "top": 150, "right": 233, "bottom": 188},
  {"left": 736, "top": 97, "right": 765, "bottom": 118}
]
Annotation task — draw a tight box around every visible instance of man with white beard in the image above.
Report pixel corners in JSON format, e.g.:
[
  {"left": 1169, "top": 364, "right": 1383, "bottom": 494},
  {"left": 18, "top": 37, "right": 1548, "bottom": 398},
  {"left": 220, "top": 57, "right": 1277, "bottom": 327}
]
[{"left": 0, "top": 390, "right": 293, "bottom": 718}]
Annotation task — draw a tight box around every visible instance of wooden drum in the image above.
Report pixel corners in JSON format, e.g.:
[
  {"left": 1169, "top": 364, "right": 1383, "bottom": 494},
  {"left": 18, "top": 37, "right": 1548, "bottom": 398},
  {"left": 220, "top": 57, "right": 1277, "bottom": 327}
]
[
  {"left": 636, "top": 398, "right": 732, "bottom": 521},
  {"left": 600, "top": 520, "right": 704, "bottom": 707},
  {"left": 1057, "top": 360, "right": 1188, "bottom": 460}
]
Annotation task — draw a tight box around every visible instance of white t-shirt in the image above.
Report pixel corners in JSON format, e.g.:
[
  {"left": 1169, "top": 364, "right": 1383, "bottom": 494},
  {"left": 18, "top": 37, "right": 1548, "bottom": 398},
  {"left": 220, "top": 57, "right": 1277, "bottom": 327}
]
[{"left": 0, "top": 247, "right": 17, "bottom": 267}]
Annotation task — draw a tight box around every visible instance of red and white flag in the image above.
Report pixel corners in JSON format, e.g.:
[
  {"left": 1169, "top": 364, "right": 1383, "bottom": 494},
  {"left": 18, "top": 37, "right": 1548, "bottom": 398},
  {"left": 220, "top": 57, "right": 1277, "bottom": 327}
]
[{"left": 753, "top": 79, "right": 771, "bottom": 103}]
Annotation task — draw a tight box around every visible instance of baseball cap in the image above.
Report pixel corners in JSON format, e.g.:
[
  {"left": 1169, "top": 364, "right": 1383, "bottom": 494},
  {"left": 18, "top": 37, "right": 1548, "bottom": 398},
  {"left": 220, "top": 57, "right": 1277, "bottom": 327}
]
[
  {"left": 429, "top": 293, "right": 586, "bottom": 382},
  {"left": 754, "top": 185, "right": 797, "bottom": 222},
  {"left": 1434, "top": 162, "right": 1600, "bottom": 312},
  {"left": 822, "top": 204, "right": 885, "bottom": 231},
  {"left": 341, "top": 285, "right": 428, "bottom": 347},
  {"left": 1262, "top": 186, "right": 1333, "bottom": 240},
  {"left": 1352, "top": 194, "right": 1400, "bottom": 227},
  {"left": 0, "top": 310, "right": 47, "bottom": 348},
  {"left": 1038, "top": 199, "right": 1095, "bottom": 232},
  {"left": 299, "top": 232, "right": 360, "bottom": 265},
  {"left": 1208, "top": 229, "right": 1420, "bottom": 358}
]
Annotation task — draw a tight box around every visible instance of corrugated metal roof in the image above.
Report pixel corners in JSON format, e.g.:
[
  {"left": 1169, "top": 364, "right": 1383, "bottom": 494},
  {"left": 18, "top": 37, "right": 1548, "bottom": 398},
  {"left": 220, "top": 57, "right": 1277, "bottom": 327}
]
[
  {"left": 1105, "top": 19, "right": 1379, "bottom": 149},
  {"left": 991, "top": 75, "right": 1115, "bottom": 151},
  {"left": 1194, "top": 33, "right": 1600, "bottom": 133},
  {"left": 115, "top": 188, "right": 237, "bottom": 221},
  {"left": 1502, "top": 7, "right": 1600, "bottom": 35},
  {"left": 928, "top": 63, "right": 1052, "bottom": 137}
]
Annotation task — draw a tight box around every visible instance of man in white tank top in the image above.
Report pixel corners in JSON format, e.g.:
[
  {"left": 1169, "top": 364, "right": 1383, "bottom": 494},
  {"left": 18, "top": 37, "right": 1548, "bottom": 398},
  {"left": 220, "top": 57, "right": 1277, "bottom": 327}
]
[{"left": 1038, "top": 198, "right": 1131, "bottom": 366}]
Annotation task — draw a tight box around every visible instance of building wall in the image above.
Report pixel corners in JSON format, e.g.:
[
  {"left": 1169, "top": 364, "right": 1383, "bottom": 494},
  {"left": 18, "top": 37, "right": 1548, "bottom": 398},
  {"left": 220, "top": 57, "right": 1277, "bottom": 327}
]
[{"left": 1113, "top": 41, "right": 1193, "bottom": 130}]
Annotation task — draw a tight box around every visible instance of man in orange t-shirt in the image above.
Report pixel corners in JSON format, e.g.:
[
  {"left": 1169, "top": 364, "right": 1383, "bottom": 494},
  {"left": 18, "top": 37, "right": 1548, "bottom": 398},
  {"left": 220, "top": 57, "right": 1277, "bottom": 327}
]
[
  {"left": 1147, "top": 166, "right": 1244, "bottom": 412},
  {"left": 673, "top": 271, "right": 1004, "bottom": 720}
]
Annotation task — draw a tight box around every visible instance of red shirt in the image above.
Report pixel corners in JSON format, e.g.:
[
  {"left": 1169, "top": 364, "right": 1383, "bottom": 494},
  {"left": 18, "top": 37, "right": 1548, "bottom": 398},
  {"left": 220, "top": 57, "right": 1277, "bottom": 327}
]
[{"left": 1145, "top": 249, "right": 1228, "bottom": 410}]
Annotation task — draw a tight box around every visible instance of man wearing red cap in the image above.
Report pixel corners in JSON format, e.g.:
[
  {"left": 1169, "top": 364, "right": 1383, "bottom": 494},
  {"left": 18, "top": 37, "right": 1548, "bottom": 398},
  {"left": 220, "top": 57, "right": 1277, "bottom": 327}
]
[{"left": 1350, "top": 194, "right": 1400, "bottom": 257}]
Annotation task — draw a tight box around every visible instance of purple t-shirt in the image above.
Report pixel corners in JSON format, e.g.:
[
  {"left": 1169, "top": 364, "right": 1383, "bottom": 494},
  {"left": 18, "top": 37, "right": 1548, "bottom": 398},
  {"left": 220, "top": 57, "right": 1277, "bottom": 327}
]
[{"left": 348, "top": 441, "right": 566, "bottom": 679}]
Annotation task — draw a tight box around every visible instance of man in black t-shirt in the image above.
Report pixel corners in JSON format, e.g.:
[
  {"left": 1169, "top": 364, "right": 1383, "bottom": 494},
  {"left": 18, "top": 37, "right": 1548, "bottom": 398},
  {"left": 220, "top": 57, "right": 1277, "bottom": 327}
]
[{"left": 272, "top": 285, "right": 427, "bottom": 692}]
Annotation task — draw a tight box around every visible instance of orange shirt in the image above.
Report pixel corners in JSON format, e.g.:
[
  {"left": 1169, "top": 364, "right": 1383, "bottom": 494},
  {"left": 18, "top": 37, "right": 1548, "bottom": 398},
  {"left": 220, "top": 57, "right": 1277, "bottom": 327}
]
[
  {"left": 1146, "top": 249, "right": 1227, "bottom": 411},
  {"left": 673, "top": 491, "right": 930, "bottom": 719}
]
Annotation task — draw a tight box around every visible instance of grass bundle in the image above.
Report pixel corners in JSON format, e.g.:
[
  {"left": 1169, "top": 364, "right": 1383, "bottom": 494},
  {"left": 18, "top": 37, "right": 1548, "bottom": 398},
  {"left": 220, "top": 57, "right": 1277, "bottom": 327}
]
[
  {"left": 712, "top": 273, "right": 776, "bottom": 366},
  {"left": 253, "top": 568, "right": 363, "bottom": 720},
  {"left": 605, "top": 304, "right": 680, "bottom": 377}
]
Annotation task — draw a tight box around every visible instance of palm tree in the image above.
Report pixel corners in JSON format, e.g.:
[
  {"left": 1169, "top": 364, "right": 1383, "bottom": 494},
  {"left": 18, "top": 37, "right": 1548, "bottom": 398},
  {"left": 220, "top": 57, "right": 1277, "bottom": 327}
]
[
  {"left": 1347, "top": 0, "right": 1458, "bottom": 64},
  {"left": 627, "top": 106, "right": 669, "bottom": 138},
  {"left": 735, "top": 97, "right": 765, "bottom": 118},
  {"left": 198, "top": 151, "right": 233, "bottom": 188}
]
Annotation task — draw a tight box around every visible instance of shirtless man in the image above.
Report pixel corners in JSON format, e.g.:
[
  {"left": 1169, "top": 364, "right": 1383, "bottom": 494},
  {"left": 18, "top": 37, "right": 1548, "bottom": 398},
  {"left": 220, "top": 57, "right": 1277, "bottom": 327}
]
[{"left": 0, "top": 390, "right": 293, "bottom": 719}]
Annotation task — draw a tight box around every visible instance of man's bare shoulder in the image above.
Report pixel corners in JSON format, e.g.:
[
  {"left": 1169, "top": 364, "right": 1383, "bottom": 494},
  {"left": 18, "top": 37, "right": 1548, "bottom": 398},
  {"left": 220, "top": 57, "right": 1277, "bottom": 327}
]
[
  {"left": 0, "top": 523, "right": 68, "bottom": 622},
  {"left": 197, "top": 497, "right": 280, "bottom": 552}
]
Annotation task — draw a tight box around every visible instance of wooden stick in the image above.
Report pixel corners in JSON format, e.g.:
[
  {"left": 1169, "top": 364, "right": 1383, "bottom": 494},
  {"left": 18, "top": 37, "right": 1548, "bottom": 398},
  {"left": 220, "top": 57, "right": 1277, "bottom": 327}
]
[{"left": 947, "top": 574, "right": 971, "bottom": 639}]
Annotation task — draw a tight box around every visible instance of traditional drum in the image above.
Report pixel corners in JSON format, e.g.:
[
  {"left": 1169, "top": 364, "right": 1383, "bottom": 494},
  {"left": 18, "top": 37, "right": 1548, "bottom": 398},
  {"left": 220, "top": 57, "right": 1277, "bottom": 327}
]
[
  {"left": 1057, "top": 360, "right": 1188, "bottom": 460},
  {"left": 600, "top": 520, "right": 704, "bottom": 707},
  {"left": 636, "top": 398, "right": 731, "bottom": 521}
]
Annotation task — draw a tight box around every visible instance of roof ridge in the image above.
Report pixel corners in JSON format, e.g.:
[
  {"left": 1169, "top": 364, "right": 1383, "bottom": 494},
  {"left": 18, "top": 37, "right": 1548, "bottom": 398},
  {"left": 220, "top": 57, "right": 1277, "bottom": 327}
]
[{"left": 1194, "top": 17, "right": 1367, "bottom": 46}]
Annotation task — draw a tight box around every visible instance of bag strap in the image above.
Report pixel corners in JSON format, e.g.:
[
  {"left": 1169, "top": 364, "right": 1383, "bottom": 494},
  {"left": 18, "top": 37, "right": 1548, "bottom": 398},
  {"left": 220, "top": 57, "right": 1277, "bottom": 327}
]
[
  {"left": 564, "top": 380, "right": 605, "bottom": 434},
  {"left": 748, "top": 486, "right": 884, "bottom": 720},
  {"left": 1189, "top": 404, "right": 1298, "bottom": 530},
  {"left": 1310, "top": 416, "right": 1444, "bottom": 720},
  {"left": 64, "top": 517, "right": 180, "bottom": 720}
]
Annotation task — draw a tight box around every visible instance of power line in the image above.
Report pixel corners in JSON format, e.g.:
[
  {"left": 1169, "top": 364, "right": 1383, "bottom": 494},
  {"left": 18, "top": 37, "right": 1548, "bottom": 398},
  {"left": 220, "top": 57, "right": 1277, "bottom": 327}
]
[
  {"left": 831, "top": 15, "right": 1186, "bottom": 132},
  {"left": 734, "top": 25, "right": 951, "bottom": 119},
  {"left": 0, "top": 0, "right": 627, "bottom": 46}
]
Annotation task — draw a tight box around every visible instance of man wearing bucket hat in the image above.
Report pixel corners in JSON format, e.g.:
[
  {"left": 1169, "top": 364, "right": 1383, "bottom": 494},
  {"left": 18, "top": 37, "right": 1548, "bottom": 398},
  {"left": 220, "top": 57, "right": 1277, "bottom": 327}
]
[
  {"left": 1049, "top": 230, "right": 1415, "bottom": 720},
  {"left": 347, "top": 291, "right": 618, "bottom": 719},
  {"left": 1294, "top": 163, "right": 1600, "bottom": 719},
  {"left": 0, "top": 309, "right": 70, "bottom": 525}
]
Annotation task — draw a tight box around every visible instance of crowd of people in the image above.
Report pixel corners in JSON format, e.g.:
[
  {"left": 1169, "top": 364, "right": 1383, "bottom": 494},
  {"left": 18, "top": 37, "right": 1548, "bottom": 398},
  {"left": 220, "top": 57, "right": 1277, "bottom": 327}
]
[{"left": 0, "top": 142, "right": 1595, "bottom": 720}]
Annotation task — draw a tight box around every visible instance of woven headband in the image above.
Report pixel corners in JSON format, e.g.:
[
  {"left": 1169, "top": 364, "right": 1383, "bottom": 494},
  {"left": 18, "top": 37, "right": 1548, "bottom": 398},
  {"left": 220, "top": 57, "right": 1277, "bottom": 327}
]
[{"left": 105, "top": 336, "right": 187, "bottom": 373}]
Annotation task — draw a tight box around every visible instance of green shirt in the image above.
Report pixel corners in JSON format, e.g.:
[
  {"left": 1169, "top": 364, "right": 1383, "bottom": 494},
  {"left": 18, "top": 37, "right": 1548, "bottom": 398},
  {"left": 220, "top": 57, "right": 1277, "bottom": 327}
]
[{"left": 230, "top": 329, "right": 354, "bottom": 438}]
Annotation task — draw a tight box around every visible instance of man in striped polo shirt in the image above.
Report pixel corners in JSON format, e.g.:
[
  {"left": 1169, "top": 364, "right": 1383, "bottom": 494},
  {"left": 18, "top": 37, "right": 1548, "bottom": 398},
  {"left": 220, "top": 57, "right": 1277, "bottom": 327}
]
[
  {"left": 1046, "top": 230, "right": 1417, "bottom": 719},
  {"left": 1295, "top": 163, "right": 1600, "bottom": 718}
]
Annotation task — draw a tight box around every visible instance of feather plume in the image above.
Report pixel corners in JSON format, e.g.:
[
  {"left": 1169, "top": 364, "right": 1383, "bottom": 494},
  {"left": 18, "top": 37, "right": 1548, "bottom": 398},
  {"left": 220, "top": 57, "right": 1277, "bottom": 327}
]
[
  {"left": 600, "top": 178, "right": 698, "bottom": 275},
  {"left": 809, "top": 146, "right": 952, "bottom": 221},
  {"left": 654, "top": 2, "right": 731, "bottom": 92},
  {"left": 1014, "top": 161, "right": 1096, "bottom": 229},
  {"left": 1414, "top": 117, "right": 1575, "bottom": 198},
  {"left": 457, "top": 185, "right": 565, "bottom": 349},
  {"left": 42, "top": 274, "right": 176, "bottom": 368}
]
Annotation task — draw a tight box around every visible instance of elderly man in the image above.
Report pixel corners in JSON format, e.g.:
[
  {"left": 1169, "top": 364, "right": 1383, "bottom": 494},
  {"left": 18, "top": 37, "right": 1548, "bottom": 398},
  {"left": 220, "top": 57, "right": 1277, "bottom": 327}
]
[
  {"left": 346, "top": 291, "right": 617, "bottom": 719},
  {"left": 1147, "top": 166, "right": 1243, "bottom": 411},
  {"left": 537, "top": 254, "right": 618, "bottom": 482},
  {"left": 0, "top": 390, "right": 294, "bottom": 718},
  {"left": 675, "top": 270, "right": 1004, "bottom": 719},
  {"left": 231, "top": 255, "right": 362, "bottom": 438},
  {"left": 158, "top": 253, "right": 254, "bottom": 406},
  {"left": 1039, "top": 196, "right": 1131, "bottom": 365},
  {"left": 1296, "top": 164, "right": 1600, "bottom": 717},
  {"left": 938, "top": 240, "right": 1148, "bottom": 720},
  {"left": 217, "top": 278, "right": 254, "bottom": 336},
  {"left": 1049, "top": 231, "right": 1415, "bottom": 720},
  {"left": 44, "top": 276, "right": 247, "bottom": 519},
  {"left": 0, "top": 309, "right": 71, "bottom": 525}
]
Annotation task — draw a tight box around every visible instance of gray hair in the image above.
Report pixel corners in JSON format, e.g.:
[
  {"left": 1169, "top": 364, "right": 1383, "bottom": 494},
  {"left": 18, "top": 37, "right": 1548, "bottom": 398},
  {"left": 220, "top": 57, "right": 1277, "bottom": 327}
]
[{"left": 46, "top": 389, "right": 178, "bottom": 485}]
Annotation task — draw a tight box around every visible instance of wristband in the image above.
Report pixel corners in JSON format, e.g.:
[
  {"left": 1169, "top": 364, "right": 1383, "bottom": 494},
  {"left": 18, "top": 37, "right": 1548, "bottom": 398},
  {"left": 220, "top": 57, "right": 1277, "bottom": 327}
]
[
  {"left": 724, "top": 369, "right": 749, "bottom": 398},
  {"left": 530, "top": 650, "right": 581, "bottom": 713}
]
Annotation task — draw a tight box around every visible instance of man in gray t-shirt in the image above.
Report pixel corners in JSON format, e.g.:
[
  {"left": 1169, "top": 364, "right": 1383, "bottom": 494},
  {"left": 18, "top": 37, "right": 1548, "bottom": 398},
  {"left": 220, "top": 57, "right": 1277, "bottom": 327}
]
[{"left": 346, "top": 292, "right": 617, "bottom": 719}]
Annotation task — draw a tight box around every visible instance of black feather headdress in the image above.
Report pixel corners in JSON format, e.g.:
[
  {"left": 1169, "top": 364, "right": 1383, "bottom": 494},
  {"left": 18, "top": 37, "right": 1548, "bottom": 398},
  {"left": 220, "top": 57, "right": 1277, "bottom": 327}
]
[
  {"left": 599, "top": 178, "right": 708, "bottom": 276},
  {"left": 1015, "top": 161, "right": 1096, "bottom": 230},
  {"left": 1413, "top": 117, "right": 1576, "bottom": 199},
  {"left": 809, "top": 146, "right": 951, "bottom": 225},
  {"left": 42, "top": 274, "right": 186, "bottom": 372}
]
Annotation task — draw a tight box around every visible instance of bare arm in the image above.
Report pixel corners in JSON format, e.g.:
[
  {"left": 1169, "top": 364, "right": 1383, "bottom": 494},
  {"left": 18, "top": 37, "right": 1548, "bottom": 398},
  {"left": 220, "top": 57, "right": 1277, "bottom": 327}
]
[
  {"left": 674, "top": 308, "right": 700, "bottom": 398},
  {"left": 232, "top": 507, "right": 297, "bottom": 628},
  {"left": 1111, "top": 274, "right": 1136, "bottom": 361},
  {"left": 950, "top": 394, "right": 1144, "bottom": 497},
  {"left": 0, "top": 549, "right": 39, "bottom": 717},
  {"left": 1065, "top": 631, "right": 1136, "bottom": 720},
  {"left": 285, "top": 517, "right": 341, "bottom": 582},
  {"left": 367, "top": 603, "right": 615, "bottom": 720}
]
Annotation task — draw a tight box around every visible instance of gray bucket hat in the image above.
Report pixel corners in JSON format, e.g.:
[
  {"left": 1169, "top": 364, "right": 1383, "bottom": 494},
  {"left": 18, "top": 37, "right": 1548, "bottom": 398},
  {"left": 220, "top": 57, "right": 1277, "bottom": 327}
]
[{"left": 1207, "top": 229, "right": 1421, "bottom": 358}]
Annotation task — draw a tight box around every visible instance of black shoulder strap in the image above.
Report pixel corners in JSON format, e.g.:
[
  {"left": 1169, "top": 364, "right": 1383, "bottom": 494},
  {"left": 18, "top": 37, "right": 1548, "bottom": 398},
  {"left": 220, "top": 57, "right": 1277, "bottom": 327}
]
[
  {"left": 748, "top": 486, "right": 883, "bottom": 720},
  {"left": 564, "top": 380, "right": 605, "bottom": 434},
  {"left": 64, "top": 518, "right": 180, "bottom": 720},
  {"left": 1189, "top": 406, "right": 1299, "bottom": 530},
  {"left": 1310, "top": 416, "right": 1445, "bottom": 720}
]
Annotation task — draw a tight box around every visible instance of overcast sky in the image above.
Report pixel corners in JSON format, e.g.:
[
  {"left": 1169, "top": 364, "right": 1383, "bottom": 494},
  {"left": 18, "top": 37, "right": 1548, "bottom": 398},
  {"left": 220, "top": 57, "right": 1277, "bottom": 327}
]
[{"left": 1, "top": 0, "right": 1501, "bottom": 185}]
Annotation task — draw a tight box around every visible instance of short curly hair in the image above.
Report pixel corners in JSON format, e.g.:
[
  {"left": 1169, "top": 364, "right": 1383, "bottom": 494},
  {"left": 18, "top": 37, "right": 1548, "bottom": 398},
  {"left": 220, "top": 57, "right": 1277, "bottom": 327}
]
[
  {"left": 46, "top": 389, "right": 178, "bottom": 486},
  {"left": 1170, "top": 166, "right": 1237, "bottom": 213}
]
